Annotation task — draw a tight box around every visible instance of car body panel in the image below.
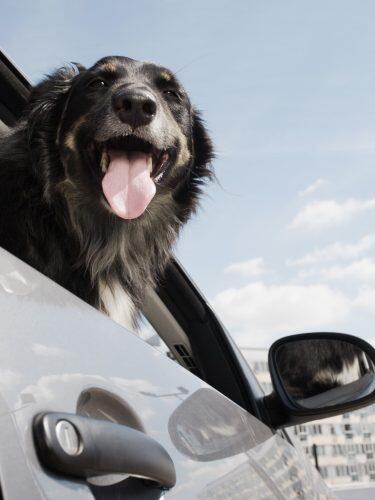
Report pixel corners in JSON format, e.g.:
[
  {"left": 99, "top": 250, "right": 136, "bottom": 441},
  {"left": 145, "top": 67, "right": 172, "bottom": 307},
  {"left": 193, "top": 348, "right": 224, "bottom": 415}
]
[{"left": 0, "top": 248, "right": 333, "bottom": 498}]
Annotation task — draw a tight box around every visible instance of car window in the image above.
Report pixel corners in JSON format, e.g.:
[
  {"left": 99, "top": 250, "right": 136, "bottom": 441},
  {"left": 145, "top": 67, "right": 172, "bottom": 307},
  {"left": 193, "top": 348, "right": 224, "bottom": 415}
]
[{"left": 138, "top": 315, "right": 172, "bottom": 356}]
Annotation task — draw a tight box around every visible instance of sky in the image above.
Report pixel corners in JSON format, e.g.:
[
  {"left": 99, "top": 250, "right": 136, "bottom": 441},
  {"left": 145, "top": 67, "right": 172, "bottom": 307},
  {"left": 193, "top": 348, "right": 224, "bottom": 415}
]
[{"left": 2, "top": 0, "right": 375, "bottom": 348}]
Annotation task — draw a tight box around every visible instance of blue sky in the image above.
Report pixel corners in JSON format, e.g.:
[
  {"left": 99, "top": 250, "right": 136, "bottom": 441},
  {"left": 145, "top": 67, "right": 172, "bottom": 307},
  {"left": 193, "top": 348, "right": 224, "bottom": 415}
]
[{"left": 2, "top": 0, "right": 375, "bottom": 347}]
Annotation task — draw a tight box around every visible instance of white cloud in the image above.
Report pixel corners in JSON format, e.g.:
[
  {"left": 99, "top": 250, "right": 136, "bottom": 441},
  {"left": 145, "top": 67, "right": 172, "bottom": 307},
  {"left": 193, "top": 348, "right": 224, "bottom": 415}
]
[
  {"left": 288, "top": 234, "right": 375, "bottom": 267},
  {"left": 296, "top": 269, "right": 316, "bottom": 279},
  {"left": 0, "top": 370, "right": 23, "bottom": 391},
  {"left": 298, "top": 178, "right": 327, "bottom": 197},
  {"left": 211, "top": 282, "right": 351, "bottom": 347},
  {"left": 224, "top": 258, "right": 267, "bottom": 277},
  {"left": 355, "top": 287, "right": 375, "bottom": 313},
  {"left": 32, "top": 343, "right": 68, "bottom": 357},
  {"left": 320, "top": 258, "right": 375, "bottom": 282},
  {"left": 289, "top": 198, "right": 375, "bottom": 230}
]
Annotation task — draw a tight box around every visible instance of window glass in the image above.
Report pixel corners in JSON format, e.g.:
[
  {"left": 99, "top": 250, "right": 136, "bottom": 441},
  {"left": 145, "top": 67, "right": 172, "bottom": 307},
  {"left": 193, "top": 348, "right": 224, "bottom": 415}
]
[{"left": 138, "top": 315, "right": 172, "bottom": 357}]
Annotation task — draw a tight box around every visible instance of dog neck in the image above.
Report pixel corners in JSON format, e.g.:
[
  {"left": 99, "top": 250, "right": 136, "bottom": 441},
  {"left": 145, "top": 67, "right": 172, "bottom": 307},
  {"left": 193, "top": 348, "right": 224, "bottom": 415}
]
[
  {"left": 57, "top": 181, "right": 180, "bottom": 321},
  {"left": 98, "top": 279, "right": 136, "bottom": 331}
]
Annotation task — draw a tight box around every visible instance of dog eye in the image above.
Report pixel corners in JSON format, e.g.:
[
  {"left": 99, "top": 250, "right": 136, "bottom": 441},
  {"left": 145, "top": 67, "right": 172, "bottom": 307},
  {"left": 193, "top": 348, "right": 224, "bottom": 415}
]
[
  {"left": 163, "top": 89, "right": 181, "bottom": 100},
  {"left": 88, "top": 79, "right": 107, "bottom": 89}
]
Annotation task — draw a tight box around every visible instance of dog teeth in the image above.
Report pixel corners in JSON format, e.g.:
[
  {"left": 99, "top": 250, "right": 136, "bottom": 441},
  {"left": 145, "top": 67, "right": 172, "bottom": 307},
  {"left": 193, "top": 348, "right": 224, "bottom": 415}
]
[
  {"left": 153, "top": 153, "right": 169, "bottom": 183},
  {"left": 101, "top": 150, "right": 109, "bottom": 173},
  {"left": 155, "top": 171, "right": 164, "bottom": 182},
  {"left": 147, "top": 155, "right": 153, "bottom": 174}
]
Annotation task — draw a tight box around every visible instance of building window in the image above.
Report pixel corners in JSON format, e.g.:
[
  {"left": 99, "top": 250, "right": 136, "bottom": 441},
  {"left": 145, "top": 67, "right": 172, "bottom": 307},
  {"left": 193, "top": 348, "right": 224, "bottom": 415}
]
[
  {"left": 317, "top": 445, "right": 325, "bottom": 456},
  {"left": 311, "top": 424, "right": 322, "bottom": 435},
  {"left": 348, "top": 465, "right": 358, "bottom": 475},
  {"left": 336, "top": 465, "right": 348, "bottom": 477},
  {"left": 333, "top": 444, "right": 343, "bottom": 455},
  {"left": 320, "top": 467, "right": 328, "bottom": 478}
]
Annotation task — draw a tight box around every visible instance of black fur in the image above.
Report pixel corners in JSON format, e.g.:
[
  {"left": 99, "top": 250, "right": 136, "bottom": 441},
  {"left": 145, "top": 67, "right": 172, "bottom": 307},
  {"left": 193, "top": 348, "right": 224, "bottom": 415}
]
[{"left": 0, "top": 56, "right": 213, "bottom": 325}]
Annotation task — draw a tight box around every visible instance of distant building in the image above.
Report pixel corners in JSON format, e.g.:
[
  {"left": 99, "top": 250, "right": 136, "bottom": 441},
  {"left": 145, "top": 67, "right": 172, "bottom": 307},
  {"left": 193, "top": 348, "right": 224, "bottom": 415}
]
[{"left": 241, "top": 347, "right": 375, "bottom": 486}]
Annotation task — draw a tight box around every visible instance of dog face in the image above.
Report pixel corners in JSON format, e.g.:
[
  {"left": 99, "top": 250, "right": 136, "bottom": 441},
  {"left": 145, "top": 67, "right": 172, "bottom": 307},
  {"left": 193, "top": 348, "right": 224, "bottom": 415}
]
[{"left": 28, "top": 56, "right": 212, "bottom": 222}]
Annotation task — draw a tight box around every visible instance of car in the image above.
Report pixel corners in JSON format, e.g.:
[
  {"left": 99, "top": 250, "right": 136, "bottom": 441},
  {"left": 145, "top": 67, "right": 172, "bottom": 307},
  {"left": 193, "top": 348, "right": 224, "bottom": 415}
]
[{"left": 0, "top": 49, "right": 374, "bottom": 499}]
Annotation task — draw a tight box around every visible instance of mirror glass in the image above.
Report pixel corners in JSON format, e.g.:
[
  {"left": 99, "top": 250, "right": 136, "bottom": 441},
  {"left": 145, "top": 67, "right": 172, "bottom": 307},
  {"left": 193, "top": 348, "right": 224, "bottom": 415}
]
[{"left": 274, "top": 338, "right": 375, "bottom": 409}]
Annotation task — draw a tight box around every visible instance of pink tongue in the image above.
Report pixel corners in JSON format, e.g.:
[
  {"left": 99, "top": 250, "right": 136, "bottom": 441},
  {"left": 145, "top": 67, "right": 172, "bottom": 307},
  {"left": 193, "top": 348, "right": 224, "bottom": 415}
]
[{"left": 102, "top": 150, "right": 156, "bottom": 219}]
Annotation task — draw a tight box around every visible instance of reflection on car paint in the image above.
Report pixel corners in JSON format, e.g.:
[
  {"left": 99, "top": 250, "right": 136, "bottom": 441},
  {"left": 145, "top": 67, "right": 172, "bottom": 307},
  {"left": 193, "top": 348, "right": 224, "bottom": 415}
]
[
  {"left": 0, "top": 250, "right": 36, "bottom": 295},
  {"left": 168, "top": 388, "right": 334, "bottom": 499}
]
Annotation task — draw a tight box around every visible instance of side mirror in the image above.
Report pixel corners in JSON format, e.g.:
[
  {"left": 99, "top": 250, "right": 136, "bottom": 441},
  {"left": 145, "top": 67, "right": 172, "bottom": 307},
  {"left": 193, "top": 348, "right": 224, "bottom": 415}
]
[{"left": 264, "top": 332, "right": 375, "bottom": 428}]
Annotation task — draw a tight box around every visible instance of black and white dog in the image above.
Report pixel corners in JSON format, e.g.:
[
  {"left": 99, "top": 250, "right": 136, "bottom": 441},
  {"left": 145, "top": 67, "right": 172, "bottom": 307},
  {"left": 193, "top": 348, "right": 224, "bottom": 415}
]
[{"left": 0, "top": 56, "right": 213, "bottom": 329}]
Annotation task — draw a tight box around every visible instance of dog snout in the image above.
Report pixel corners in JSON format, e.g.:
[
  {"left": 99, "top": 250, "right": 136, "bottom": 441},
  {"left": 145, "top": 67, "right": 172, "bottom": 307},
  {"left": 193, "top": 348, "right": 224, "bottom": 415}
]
[{"left": 112, "top": 87, "right": 157, "bottom": 128}]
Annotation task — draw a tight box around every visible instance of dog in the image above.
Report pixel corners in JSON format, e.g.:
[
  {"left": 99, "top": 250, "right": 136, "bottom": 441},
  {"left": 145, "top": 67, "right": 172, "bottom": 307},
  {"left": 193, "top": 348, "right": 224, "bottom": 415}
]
[{"left": 0, "top": 56, "right": 213, "bottom": 330}]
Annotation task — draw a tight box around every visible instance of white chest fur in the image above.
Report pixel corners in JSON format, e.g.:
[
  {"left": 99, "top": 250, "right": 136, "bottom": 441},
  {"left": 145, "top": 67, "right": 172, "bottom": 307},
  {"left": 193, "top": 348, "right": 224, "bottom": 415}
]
[{"left": 98, "top": 280, "right": 135, "bottom": 332}]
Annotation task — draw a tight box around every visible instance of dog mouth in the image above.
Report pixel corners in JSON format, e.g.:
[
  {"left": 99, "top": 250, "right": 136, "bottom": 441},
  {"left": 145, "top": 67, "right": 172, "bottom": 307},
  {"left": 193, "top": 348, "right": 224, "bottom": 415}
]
[
  {"left": 98, "top": 136, "right": 170, "bottom": 183},
  {"left": 93, "top": 136, "right": 172, "bottom": 220}
]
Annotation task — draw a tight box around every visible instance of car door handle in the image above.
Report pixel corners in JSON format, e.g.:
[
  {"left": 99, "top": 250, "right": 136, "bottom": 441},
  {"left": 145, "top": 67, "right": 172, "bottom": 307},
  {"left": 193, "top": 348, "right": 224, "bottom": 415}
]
[{"left": 33, "top": 412, "right": 176, "bottom": 489}]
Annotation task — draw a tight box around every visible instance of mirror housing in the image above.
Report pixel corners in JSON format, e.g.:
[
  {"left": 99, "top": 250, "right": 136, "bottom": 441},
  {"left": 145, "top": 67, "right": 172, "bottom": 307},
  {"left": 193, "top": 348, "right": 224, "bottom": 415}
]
[{"left": 263, "top": 332, "right": 375, "bottom": 429}]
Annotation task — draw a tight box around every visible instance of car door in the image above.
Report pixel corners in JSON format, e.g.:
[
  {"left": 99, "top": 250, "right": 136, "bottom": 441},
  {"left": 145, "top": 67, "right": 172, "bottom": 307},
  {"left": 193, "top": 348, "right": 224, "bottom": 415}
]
[{"left": 0, "top": 247, "right": 333, "bottom": 499}]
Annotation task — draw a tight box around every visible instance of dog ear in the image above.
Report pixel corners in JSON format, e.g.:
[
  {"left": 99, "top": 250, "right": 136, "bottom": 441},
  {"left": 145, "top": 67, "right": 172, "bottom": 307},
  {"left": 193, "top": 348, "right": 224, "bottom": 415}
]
[
  {"left": 24, "top": 65, "right": 86, "bottom": 190},
  {"left": 173, "top": 109, "right": 214, "bottom": 214},
  {"left": 70, "top": 62, "right": 86, "bottom": 73},
  {"left": 26, "top": 64, "right": 84, "bottom": 140},
  {"left": 191, "top": 109, "right": 214, "bottom": 180}
]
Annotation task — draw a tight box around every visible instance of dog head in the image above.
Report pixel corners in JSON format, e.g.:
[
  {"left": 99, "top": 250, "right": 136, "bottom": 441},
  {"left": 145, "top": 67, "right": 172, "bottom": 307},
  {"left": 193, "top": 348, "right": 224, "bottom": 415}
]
[{"left": 26, "top": 56, "right": 213, "bottom": 224}]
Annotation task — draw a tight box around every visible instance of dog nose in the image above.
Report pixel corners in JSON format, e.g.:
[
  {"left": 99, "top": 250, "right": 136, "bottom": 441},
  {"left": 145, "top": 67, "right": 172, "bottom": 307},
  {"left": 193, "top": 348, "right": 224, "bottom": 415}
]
[{"left": 112, "top": 88, "right": 157, "bottom": 128}]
